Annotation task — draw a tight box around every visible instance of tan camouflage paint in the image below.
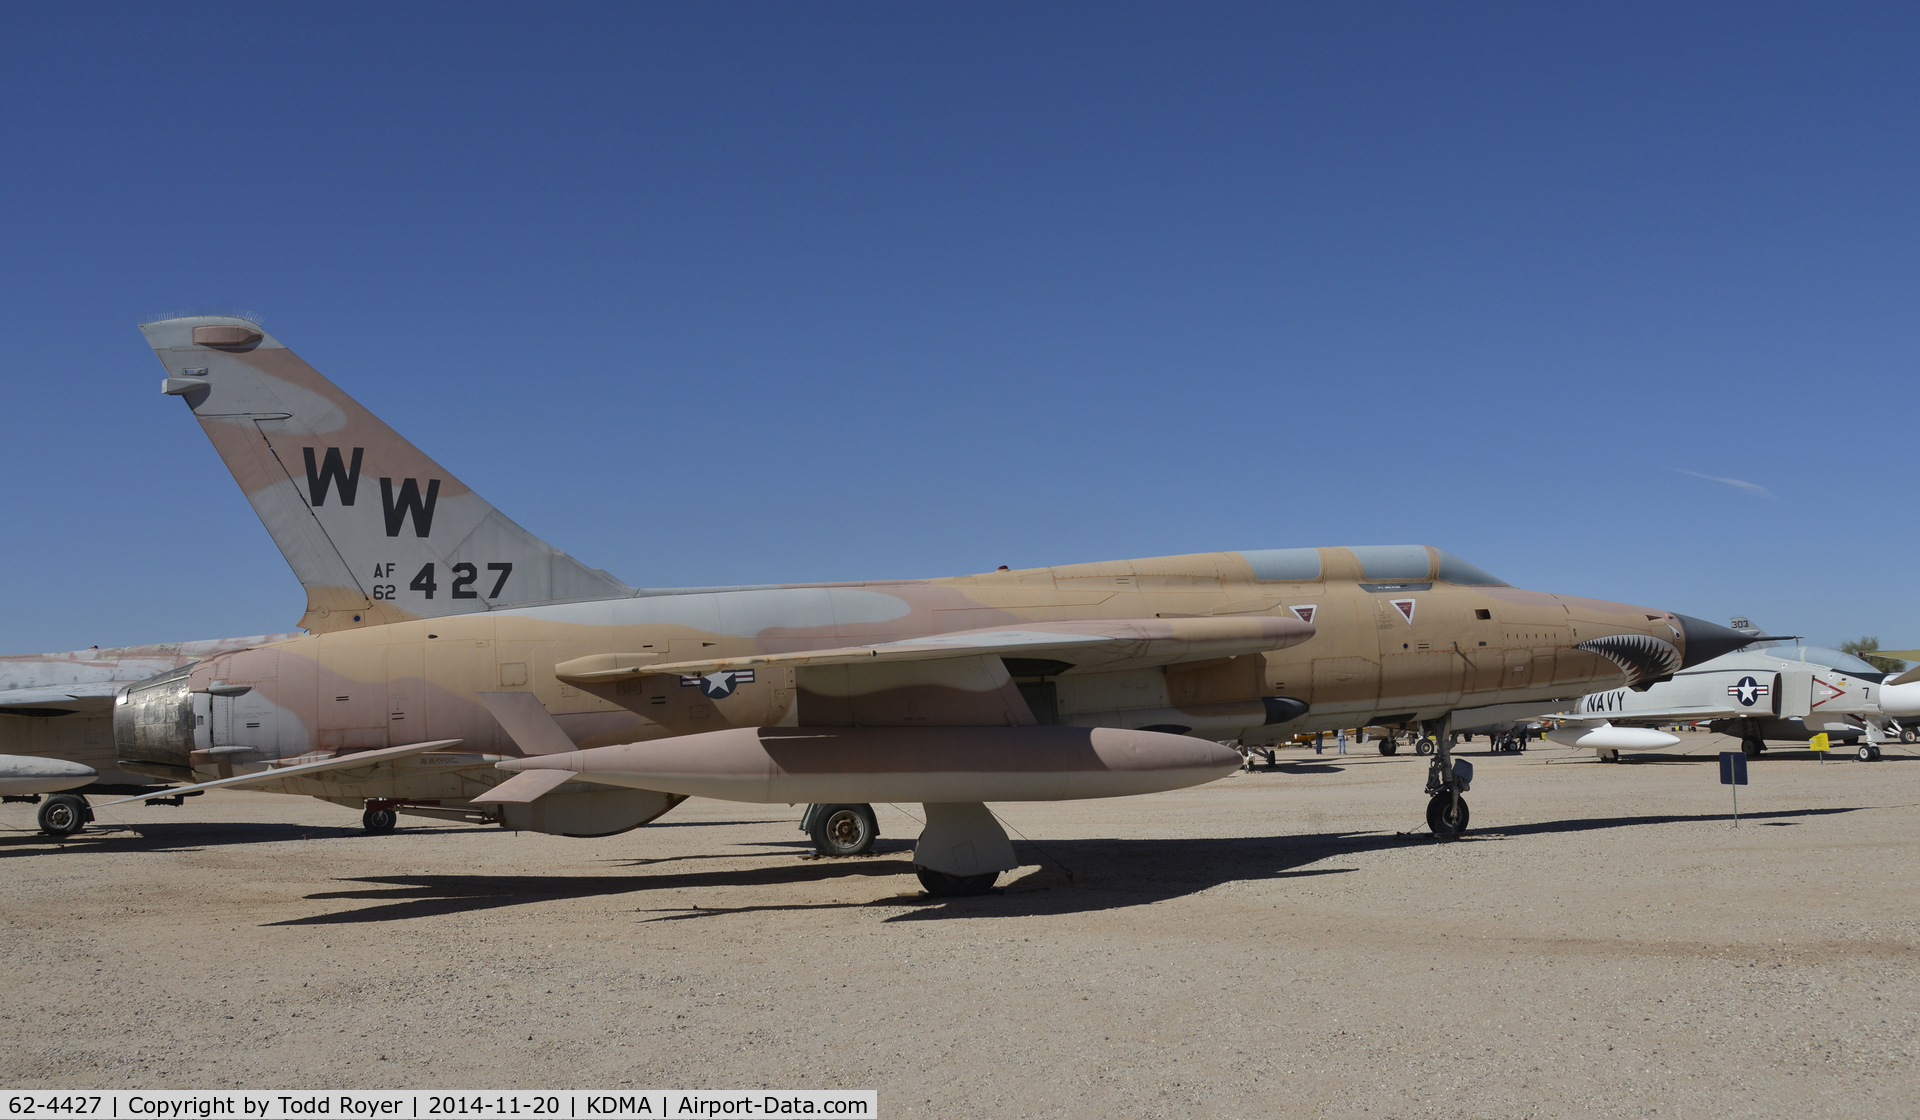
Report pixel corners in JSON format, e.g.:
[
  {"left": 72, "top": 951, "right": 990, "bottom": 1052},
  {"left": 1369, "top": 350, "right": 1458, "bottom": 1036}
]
[
  {"left": 120, "top": 316, "right": 1694, "bottom": 828},
  {"left": 119, "top": 544, "right": 1681, "bottom": 818}
]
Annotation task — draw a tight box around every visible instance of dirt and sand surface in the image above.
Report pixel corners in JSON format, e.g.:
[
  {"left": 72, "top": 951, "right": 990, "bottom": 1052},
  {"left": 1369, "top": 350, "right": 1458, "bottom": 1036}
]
[{"left": 2, "top": 732, "right": 1915, "bottom": 1118}]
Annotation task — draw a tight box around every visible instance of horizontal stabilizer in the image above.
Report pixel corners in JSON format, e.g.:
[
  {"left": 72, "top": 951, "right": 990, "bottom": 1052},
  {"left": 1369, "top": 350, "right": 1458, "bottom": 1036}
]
[
  {"left": 470, "top": 768, "right": 577, "bottom": 804},
  {"left": 0, "top": 683, "right": 126, "bottom": 713},
  {"left": 94, "top": 739, "right": 464, "bottom": 807}
]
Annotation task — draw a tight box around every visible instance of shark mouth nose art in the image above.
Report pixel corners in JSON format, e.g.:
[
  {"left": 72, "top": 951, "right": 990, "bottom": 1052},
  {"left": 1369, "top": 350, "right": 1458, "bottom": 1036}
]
[{"left": 1576, "top": 633, "right": 1682, "bottom": 688}]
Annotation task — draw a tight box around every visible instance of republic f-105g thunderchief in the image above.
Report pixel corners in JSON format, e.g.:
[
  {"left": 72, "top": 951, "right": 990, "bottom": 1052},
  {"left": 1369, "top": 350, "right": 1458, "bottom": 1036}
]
[{"left": 108, "top": 315, "right": 1760, "bottom": 893}]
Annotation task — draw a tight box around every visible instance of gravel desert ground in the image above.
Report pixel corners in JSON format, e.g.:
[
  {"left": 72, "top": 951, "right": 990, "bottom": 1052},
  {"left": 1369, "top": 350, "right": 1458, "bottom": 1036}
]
[{"left": 3, "top": 732, "right": 1915, "bottom": 1119}]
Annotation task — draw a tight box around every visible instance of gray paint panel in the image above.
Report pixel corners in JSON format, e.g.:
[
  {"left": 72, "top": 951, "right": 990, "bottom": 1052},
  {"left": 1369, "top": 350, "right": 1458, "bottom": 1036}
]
[
  {"left": 1239, "top": 548, "right": 1322, "bottom": 581},
  {"left": 522, "top": 587, "right": 911, "bottom": 636}
]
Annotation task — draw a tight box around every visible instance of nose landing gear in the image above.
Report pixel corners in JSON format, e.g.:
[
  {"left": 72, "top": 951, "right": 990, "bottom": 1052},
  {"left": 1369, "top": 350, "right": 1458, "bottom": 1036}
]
[
  {"left": 1426, "top": 791, "right": 1470, "bottom": 834},
  {"left": 1419, "top": 717, "right": 1471, "bottom": 838}
]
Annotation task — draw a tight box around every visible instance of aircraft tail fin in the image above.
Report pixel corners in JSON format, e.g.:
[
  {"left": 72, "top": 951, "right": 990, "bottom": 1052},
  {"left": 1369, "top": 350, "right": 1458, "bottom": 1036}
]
[{"left": 140, "top": 316, "right": 633, "bottom": 633}]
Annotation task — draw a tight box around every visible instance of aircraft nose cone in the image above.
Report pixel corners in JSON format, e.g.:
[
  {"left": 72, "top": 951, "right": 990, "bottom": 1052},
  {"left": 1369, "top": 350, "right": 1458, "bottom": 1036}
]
[{"left": 1674, "top": 613, "right": 1759, "bottom": 669}]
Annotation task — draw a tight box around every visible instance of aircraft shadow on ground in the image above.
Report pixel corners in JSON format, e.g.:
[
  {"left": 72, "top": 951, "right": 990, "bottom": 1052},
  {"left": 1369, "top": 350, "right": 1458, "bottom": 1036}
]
[
  {"left": 0, "top": 818, "right": 497, "bottom": 858},
  {"left": 267, "top": 804, "right": 1874, "bottom": 926}
]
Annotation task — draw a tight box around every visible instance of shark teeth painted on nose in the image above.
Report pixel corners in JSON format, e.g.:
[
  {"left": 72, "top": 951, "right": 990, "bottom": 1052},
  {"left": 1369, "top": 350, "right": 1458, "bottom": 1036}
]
[{"left": 1576, "top": 634, "right": 1682, "bottom": 688}]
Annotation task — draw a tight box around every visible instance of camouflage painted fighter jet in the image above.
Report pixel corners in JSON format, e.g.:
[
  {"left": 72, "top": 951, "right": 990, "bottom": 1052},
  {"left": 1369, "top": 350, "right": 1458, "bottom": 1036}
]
[{"left": 108, "top": 316, "right": 1759, "bottom": 892}]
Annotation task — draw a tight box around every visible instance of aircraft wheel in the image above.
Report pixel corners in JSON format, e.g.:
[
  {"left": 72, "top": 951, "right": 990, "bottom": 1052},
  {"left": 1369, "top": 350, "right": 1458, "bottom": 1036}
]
[
  {"left": 362, "top": 807, "right": 398, "bottom": 833},
  {"left": 1901, "top": 728, "right": 1917, "bottom": 744},
  {"left": 1378, "top": 739, "right": 1398, "bottom": 756},
  {"left": 1597, "top": 749, "right": 1618, "bottom": 763},
  {"left": 1415, "top": 737, "right": 1435, "bottom": 756},
  {"left": 1870, "top": 745, "right": 1884, "bottom": 761},
  {"left": 809, "top": 803, "right": 877, "bottom": 857},
  {"left": 915, "top": 867, "right": 999, "bottom": 896},
  {"left": 1426, "top": 792, "right": 1469, "bottom": 837},
  {"left": 1742, "top": 738, "right": 1764, "bottom": 759},
  {"left": 1857, "top": 745, "right": 1874, "bottom": 762},
  {"left": 37, "top": 793, "right": 88, "bottom": 838}
]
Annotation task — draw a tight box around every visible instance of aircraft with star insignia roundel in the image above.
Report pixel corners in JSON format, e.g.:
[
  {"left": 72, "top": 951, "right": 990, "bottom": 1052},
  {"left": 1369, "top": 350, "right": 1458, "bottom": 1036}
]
[
  {"left": 1544, "top": 620, "right": 1903, "bottom": 763},
  {"left": 92, "top": 315, "right": 1766, "bottom": 893}
]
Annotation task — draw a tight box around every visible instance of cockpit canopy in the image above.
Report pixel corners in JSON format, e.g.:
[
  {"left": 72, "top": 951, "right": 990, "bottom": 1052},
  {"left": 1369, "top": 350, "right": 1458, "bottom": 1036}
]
[
  {"left": 1767, "top": 645, "right": 1886, "bottom": 680},
  {"left": 1238, "top": 545, "right": 1509, "bottom": 586}
]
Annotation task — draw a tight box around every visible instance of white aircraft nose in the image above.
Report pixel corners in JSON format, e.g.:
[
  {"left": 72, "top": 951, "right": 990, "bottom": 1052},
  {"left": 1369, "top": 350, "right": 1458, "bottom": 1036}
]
[{"left": 1879, "top": 681, "right": 1920, "bottom": 720}]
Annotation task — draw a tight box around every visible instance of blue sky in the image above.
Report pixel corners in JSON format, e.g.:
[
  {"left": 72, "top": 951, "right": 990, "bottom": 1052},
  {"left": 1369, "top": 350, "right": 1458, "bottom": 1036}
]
[{"left": 2, "top": 2, "right": 1915, "bottom": 654}]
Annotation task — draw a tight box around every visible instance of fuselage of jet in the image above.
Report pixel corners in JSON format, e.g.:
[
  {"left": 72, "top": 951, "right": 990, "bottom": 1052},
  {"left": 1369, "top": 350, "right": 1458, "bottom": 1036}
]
[{"left": 113, "top": 544, "right": 1704, "bottom": 817}]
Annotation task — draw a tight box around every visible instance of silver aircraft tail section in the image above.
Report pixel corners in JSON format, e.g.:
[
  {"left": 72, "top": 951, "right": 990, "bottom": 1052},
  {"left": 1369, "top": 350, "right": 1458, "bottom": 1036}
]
[{"left": 139, "top": 316, "right": 633, "bottom": 633}]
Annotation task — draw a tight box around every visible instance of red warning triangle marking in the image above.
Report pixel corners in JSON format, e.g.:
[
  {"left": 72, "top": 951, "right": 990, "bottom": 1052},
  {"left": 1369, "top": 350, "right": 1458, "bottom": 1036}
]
[
  {"left": 1390, "top": 598, "right": 1416, "bottom": 624},
  {"left": 1290, "top": 605, "right": 1317, "bottom": 624},
  {"left": 1810, "top": 676, "right": 1846, "bottom": 708}
]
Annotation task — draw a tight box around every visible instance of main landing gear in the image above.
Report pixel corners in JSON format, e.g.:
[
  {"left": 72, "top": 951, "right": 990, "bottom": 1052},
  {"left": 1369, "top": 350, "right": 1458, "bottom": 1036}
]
[
  {"left": 1420, "top": 716, "right": 1471, "bottom": 839},
  {"left": 1741, "top": 737, "right": 1766, "bottom": 759},
  {"left": 37, "top": 793, "right": 92, "bottom": 838},
  {"left": 800, "top": 801, "right": 1005, "bottom": 894},
  {"left": 362, "top": 800, "right": 399, "bottom": 832},
  {"left": 802, "top": 803, "right": 879, "bottom": 856}
]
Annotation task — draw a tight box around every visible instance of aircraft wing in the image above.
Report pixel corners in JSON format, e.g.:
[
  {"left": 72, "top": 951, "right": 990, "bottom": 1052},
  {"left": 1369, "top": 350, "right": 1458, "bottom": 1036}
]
[
  {"left": 556, "top": 616, "right": 1314, "bottom": 684},
  {"left": 0, "top": 683, "right": 125, "bottom": 714},
  {"left": 93, "top": 739, "right": 464, "bottom": 807}
]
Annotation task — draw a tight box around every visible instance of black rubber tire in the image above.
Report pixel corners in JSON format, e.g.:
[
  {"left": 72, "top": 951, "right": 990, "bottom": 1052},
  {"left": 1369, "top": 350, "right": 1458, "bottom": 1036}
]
[
  {"left": 1870, "top": 745, "right": 1883, "bottom": 761},
  {"left": 1742, "top": 738, "right": 1764, "bottom": 759},
  {"left": 1426, "top": 792, "right": 1469, "bottom": 837},
  {"left": 1415, "top": 738, "right": 1435, "bottom": 756},
  {"left": 1901, "top": 728, "right": 1917, "bottom": 745},
  {"left": 37, "top": 793, "right": 88, "bottom": 838},
  {"left": 915, "top": 867, "right": 999, "bottom": 896},
  {"left": 1857, "top": 745, "right": 1873, "bottom": 762},
  {"left": 1379, "top": 740, "right": 1398, "bottom": 756},
  {"left": 809, "top": 803, "right": 877, "bottom": 857},
  {"left": 362, "top": 807, "right": 398, "bottom": 832}
]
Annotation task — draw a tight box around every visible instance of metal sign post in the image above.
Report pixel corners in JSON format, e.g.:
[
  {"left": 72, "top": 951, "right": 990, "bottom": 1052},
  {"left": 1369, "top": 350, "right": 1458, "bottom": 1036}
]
[{"left": 1718, "top": 750, "right": 1748, "bottom": 825}]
